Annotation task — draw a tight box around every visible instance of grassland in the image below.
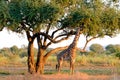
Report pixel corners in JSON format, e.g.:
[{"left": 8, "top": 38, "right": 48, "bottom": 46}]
[
  {"left": 0, "top": 66, "right": 120, "bottom": 80},
  {"left": 0, "top": 53, "right": 120, "bottom": 80}
]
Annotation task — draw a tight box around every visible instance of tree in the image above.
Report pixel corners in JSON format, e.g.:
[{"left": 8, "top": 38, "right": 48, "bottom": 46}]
[
  {"left": 6, "top": 0, "right": 120, "bottom": 74},
  {"left": 7, "top": 0, "right": 75, "bottom": 74},
  {"left": 105, "top": 44, "right": 120, "bottom": 54},
  {"left": 10, "top": 45, "right": 19, "bottom": 55},
  {"left": 81, "top": 0, "right": 120, "bottom": 51},
  {"left": 116, "top": 52, "right": 120, "bottom": 59},
  {"left": 0, "top": 47, "right": 12, "bottom": 57},
  {"left": 0, "top": 0, "right": 9, "bottom": 31},
  {"left": 7, "top": 0, "right": 42, "bottom": 73},
  {"left": 89, "top": 44, "right": 104, "bottom": 54}
]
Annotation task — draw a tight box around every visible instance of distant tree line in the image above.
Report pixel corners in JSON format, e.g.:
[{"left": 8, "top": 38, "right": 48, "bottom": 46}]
[
  {"left": 1, "top": 44, "right": 120, "bottom": 58},
  {"left": 89, "top": 44, "right": 120, "bottom": 54}
]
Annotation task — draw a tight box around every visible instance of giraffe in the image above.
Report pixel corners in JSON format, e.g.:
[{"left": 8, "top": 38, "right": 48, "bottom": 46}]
[{"left": 56, "top": 28, "right": 81, "bottom": 74}]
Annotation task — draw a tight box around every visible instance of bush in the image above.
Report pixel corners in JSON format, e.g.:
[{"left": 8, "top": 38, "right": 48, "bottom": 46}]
[
  {"left": 8, "top": 55, "right": 21, "bottom": 64},
  {"left": 0, "top": 56, "right": 9, "bottom": 65},
  {"left": 87, "top": 51, "right": 96, "bottom": 56},
  {"left": 116, "top": 52, "right": 120, "bottom": 59},
  {"left": 89, "top": 44, "right": 104, "bottom": 54},
  {"left": 19, "top": 52, "right": 27, "bottom": 58},
  {"left": 76, "top": 55, "right": 89, "bottom": 66}
]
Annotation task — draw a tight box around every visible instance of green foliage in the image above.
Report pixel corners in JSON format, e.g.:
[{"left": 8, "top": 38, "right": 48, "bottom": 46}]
[
  {"left": 0, "top": 0, "right": 9, "bottom": 28},
  {"left": 116, "top": 52, "right": 120, "bottom": 59},
  {"left": 100, "top": 8, "right": 120, "bottom": 37},
  {"left": 10, "top": 45, "right": 19, "bottom": 55},
  {"left": 19, "top": 51, "right": 27, "bottom": 58},
  {"left": 8, "top": 1, "right": 22, "bottom": 22},
  {"left": 38, "top": 4, "right": 59, "bottom": 23},
  {"left": 89, "top": 44, "right": 104, "bottom": 54},
  {"left": 54, "top": 0, "right": 77, "bottom": 8},
  {"left": 59, "top": 0, "right": 120, "bottom": 39},
  {"left": 18, "top": 47, "right": 28, "bottom": 58},
  {"left": 87, "top": 51, "right": 96, "bottom": 56},
  {"left": 8, "top": 0, "right": 60, "bottom": 32},
  {"left": 105, "top": 44, "right": 120, "bottom": 54},
  {"left": 0, "top": 47, "right": 12, "bottom": 57},
  {"left": 60, "top": 8, "right": 90, "bottom": 29}
]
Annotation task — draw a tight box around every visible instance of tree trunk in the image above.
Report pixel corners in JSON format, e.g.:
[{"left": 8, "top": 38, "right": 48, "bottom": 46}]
[
  {"left": 36, "top": 48, "right": 45, "bottom": 74},
  {"left": 27, "top": 41, "right": 35, "bottom": 74},
  {"left": 82, "top": 41, "right": 88, "bottom": 52}
]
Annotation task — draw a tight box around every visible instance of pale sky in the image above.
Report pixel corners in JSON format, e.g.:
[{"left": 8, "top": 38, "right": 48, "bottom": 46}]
[{"left": 0, "top": 28, "right": 120, "bottom": 49}]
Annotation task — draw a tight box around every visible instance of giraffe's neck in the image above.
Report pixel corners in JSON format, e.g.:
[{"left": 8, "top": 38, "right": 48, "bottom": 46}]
[{"left": 70, "top": 28, "right": 81, "bottom": 49}]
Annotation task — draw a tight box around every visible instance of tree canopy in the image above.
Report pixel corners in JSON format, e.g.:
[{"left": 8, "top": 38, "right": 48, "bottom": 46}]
[
  {"left": 90, "top": 44, "right": 104, "bottom": 54},
  {"left": 105, "top": 44, "right": 120, "bottom": 54},
  {"left": 0, "top": 0, "right": 9, "bottom": 31}
]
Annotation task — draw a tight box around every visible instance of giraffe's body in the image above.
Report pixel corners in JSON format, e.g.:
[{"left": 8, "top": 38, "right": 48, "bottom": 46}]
[{"left": 56, "top": 28, "right": 81, "bottom": 74}]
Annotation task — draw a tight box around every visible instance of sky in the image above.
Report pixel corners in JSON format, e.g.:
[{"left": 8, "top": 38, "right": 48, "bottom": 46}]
[{"left": 0, "top": 28, "right": 120, "bottom": 49}]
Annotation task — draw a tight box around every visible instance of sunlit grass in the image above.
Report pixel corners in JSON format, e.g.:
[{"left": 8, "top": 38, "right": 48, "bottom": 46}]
[
  {"left": 0, "top": 52, "right": 120, "bottom": 77},
  {"left": 75, "top": 54, "right": 120, "bottom": 67}
]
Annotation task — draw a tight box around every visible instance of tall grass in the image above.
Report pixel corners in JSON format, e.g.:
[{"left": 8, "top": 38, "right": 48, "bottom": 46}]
[
  {"left": 0, "top": 56, "right": 9, "bottom": 66},
  {"left": 76, "top": 54, "right": 120, "bottom": 67},
  {"left": 0, "top": 55, "right": 26, "bottom": 66}
]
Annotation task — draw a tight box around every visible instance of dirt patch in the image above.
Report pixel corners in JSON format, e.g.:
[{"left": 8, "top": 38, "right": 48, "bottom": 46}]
[{"left": 0, "top": 72, "right": 115, "bottom": 80}]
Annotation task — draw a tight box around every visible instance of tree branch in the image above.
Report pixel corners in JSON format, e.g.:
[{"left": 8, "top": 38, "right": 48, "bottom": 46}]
[
  {"left": 43, "top": 23, "right": 51, "bottom": 46},
  {"left": 82, "top": 35, "right": 99, "bottom": 51},
  {"left": 26, "top": 31, "right": 32, "bottom": 42},
  {"left": 44, "top": 46, "right": 68, "bottom": 62},
  {"left": 26, "top": 31, "right": 37, "bottom": 42},
  {"left": 45, "top": 36, "right": 70, "bottom": 48},
  {"left": 43, "top": 46, "right": 84, "bottom": 63},
  {"left": 39, "top": 30, "right": 75, "bottom": 43},
  {"left": 46, "top": 30, "right": 76, "bottom": 47},
  {"left": 51, "top": 28, "right": 63, "bottom": 38},
  {"left": 0, "top": 27, "right": 4, "bottom": 31},
  {"left": 37, "top": 35, "right": 42, "bottom": 48},
  {"left": 54, "top": 30, "right": 76, "bottom": 40}
]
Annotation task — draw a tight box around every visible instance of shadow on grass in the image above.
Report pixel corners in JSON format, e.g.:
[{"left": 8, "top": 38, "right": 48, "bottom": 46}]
[
  {"left": 0, "top": 71, "right": 25, "bottom": 76},
  {"left": 80, "top": 69, "right": 113, "bottom": 75},
  {"left": 44, "top": 69, "right": 71, "bottom": 75},
  {"left": 0, "top": 72, "right": 10, "bottom": 76}
]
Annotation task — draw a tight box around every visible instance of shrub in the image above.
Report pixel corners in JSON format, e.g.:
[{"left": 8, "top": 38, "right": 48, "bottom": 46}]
[
  {"left": 0, "top": 56, "right": 9, "bottom": 65},
  {"left": 115, "top": 52, "right": 120, "bottom": 59}
]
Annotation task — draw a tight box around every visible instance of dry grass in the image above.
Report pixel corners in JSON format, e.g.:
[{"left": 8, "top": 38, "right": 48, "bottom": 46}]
[{"left": 0, "top": 66, "right": 120, "bottom": 80}]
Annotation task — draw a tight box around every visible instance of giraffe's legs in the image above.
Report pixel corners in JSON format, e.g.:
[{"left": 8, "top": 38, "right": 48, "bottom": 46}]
[
  {"left": 70, "top": 61, "right": 74, "bottom": 74},
  {"left": 57, "top": 59, "right": 63, "bottom": 73},
  {"left": 56, "top": 64, "right": 58, "bottom": 70},
  {"left": 58, "top": 60, "right": 62, "bottom": 73}
]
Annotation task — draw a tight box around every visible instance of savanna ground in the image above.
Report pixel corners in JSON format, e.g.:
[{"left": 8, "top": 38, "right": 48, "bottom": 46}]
[
  {"left": 0, "top": 52, "right": 120, "bottom": 80},
  {"left": 0, "top": 66, "right": 120, "bottom": 80}
]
